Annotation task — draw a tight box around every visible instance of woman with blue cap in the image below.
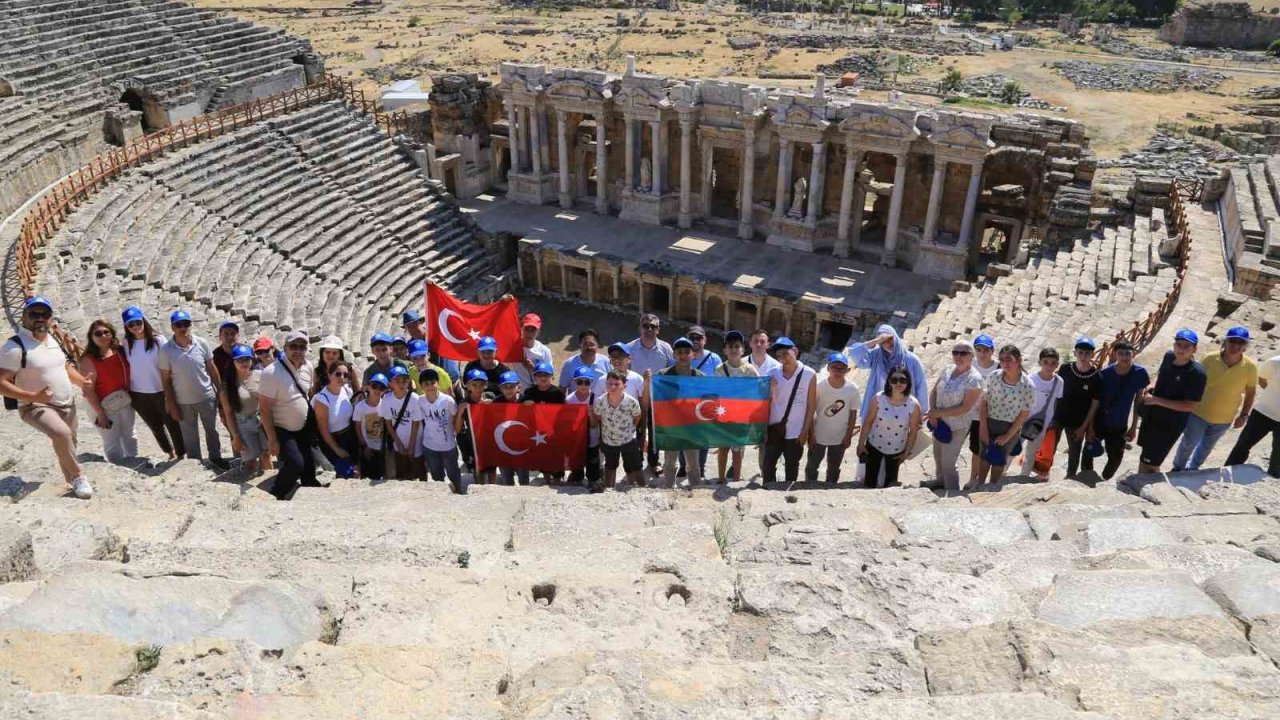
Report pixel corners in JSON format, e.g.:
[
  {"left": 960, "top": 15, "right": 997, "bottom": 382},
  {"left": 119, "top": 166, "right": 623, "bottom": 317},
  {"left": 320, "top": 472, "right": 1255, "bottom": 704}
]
[
  {"left": 220, "top": 344, "right": 270, "bottom": 475},
  {"left": 848, "top": 324, "right": 929, "bottom": 483},
  {"left": 928, "top": 339, "right": 984, "bottom": 492},
  {"left": 121, "top": 306, "right": 183, "bottom": 460}
]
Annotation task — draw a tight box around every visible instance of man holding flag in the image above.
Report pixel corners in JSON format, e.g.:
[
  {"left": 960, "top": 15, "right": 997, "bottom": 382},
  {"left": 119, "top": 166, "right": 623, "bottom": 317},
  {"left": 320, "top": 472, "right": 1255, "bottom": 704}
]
[{"left": 649, "top": 338, "right": 772, "bottom": 489}]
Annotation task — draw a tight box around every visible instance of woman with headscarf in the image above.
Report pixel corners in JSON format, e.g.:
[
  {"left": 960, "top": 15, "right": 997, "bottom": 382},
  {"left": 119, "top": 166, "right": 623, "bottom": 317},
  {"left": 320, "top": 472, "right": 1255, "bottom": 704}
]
[{"left": 848, "top": 324, "right": 929, "bottom": 484}]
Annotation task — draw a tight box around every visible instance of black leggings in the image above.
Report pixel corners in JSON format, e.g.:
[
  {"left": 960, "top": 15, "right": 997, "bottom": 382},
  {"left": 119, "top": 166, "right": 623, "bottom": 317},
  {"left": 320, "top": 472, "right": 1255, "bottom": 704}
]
[
  {"left": 272, "top": 425, "right": 319, "bottom": 499},
  {"left": 1095, "top": 426, "right": 1129, "bottom": 480},
  {"left": 863, "top": 443, "right": 902, "bottom": 488},
  {"left": 318, "top": 426, "right": 359, "bottom": 476},
  {"left": 131, "top": 391, "right": 184, "bottom": 456}
]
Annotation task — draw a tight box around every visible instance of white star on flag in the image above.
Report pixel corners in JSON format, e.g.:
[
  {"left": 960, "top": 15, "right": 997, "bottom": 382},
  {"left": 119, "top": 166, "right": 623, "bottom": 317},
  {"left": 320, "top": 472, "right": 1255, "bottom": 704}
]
[
  {"left": 531, "top": 431, "right": 549, "bottom": 446},
  {"left": 715, "top": 405, "right": 727, "bottom": 416},
  {"left": 467, "top": 328, "right": 482, "bottom": 341}
]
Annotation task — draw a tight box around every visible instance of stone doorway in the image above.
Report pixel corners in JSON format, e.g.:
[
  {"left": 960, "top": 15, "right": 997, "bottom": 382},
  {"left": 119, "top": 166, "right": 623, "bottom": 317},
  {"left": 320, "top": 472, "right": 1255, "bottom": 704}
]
[
  {"left": 732, "top": 301, "right": 756, "bottom": 332},
  {"left": 977, "top": 215, "right": 1022, "bottom": 270},
  {"left": 647, "top": 283, "right": 670, "bottom": 316},
  {"left": 707, "top": 146, "right": 741, "bottom": 222},
  {"left": 119, "top": 88, "right": 163, "bottom": 133},
  {"left": 818, "top": 320, "right": 854, "bottom": 351}
]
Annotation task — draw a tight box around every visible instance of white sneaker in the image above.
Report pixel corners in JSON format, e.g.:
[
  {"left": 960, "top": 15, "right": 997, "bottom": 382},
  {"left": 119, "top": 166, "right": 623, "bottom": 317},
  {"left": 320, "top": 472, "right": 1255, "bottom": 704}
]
[{"left": 70, "top": 476, "right": 93, "bottom": 499}]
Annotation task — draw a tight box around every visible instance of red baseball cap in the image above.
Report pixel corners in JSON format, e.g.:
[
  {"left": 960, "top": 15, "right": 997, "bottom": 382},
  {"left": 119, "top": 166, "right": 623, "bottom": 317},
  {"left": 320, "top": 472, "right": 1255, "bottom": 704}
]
[
  {"left": 521, "top": 313, "right": 542, "bottom": 329},
  {"left": 251, "top": 336, "right": 275, "bottom": 352}
]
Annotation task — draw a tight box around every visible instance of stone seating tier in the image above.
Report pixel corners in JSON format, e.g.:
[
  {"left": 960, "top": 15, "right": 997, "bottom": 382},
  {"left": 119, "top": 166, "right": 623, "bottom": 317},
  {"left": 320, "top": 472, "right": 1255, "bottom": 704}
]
[{"left": 39, "top": 102, "right": 492, "bottom": 360}]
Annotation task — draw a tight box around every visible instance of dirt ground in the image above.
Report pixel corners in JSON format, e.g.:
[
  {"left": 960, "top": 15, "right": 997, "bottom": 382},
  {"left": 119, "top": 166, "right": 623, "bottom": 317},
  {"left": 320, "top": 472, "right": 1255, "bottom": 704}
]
[{"left": 192, "top": 1, "right": 1280, "bottom": 157}]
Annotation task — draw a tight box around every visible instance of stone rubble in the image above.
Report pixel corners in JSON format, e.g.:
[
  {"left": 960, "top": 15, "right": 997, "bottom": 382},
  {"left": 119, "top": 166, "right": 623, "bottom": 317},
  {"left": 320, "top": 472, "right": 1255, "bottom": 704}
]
[
  {"left": 1051, "top": 60, "right": 1228, "bottom": 93},
  {"left": 1097, "top": 131, "right": 1239, "bottom": 182}
]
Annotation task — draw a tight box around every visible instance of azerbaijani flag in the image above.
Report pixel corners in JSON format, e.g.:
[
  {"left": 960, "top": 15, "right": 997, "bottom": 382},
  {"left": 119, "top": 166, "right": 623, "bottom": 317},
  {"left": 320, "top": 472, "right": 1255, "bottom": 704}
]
[{"left": 651, "top": 375, "right": 771, "bottom": 450}]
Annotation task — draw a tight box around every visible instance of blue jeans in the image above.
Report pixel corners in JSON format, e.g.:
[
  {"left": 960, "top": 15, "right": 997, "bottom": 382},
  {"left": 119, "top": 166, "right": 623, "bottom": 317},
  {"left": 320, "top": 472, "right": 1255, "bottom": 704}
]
[
  {"left": 424, "top": 446, "right": 463, "bottom": 493},
  {"left": 1172, "top": 414, "right": 1231, "bottom": 471}
]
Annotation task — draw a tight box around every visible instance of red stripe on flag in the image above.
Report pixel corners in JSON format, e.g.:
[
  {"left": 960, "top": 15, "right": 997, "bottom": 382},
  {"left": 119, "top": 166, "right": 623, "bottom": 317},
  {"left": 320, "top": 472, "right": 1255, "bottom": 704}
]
[{"left": 653, "top": 398, "right": 770, "bottom": 428}]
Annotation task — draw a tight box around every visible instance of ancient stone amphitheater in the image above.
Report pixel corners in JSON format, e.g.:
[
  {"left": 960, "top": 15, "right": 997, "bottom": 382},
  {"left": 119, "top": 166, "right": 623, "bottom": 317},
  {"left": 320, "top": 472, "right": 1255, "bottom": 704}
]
[{"left": 1, "top": 2, "right": 1279, "bottom": 719}]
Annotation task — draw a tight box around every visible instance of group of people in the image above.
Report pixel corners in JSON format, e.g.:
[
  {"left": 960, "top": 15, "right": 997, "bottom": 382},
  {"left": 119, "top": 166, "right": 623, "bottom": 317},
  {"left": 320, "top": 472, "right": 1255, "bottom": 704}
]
[{"left": 2, "top": 295, "right": 1277, "bottom": 501}]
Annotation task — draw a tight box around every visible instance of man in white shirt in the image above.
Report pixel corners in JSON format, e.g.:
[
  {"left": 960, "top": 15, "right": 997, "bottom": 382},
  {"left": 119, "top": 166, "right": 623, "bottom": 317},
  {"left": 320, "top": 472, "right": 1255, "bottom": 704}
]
[
  {"left": 513, "top": 312, "right": 554, "bottom": 390},
  {"left": 628, "top": 314, "right": 673, "bottom": 474},
  {"left": 260, "top": 331, "right": 316, "bottom": 499},
  {"left": 1226, "top": 352, "right": 1280, "bottom": 477},
  {"left": 0, "top": 297, "right": 92, "bottom": 498},
  {"left": 764, "top": 337, "right": 816, "bottom": 485},
  {"left": 749, "top": 329, "right": 781, "bottom": 377}
]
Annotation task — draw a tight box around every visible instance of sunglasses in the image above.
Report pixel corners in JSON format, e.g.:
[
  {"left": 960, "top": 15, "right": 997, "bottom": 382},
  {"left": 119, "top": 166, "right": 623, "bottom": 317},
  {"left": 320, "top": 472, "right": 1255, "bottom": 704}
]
[
  {"left": 93, "top": 329, "right": 113, "bottom": 337},
  {"left": 332, "top": 371, "right": 349, "bottom": 378},
  {"left": 575, "top": 379, "right": 593, "bottom": 385},
  {"left": 952, "top": 350, "right": 972, "bottom": 356},
  {"left": 254, "top": 349, "right": 272, "bottom": 355},
  {"left": 641, "top": 323, "right": 658, "bottom": 330},
  {"left": 26, "top": 310, "right": 52, "bottom": 319},
  {"left": 172, "top": 321, "right": 191, "bottom": 329},
  {"left": 286, "top": 343, "right": 308, "bottom": 350},
  {"left": 125, "top": 320, "right": 143, "bottom": 327},
  {"left": 889, "top": 377, "right": 909, "bottom": 384},
  {"left": 829, "top": 365, "right": 848, "bottom": 372}
]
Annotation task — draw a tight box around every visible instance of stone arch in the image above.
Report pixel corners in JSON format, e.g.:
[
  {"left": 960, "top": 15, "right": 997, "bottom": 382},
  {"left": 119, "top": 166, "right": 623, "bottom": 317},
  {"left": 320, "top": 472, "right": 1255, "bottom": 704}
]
[
  {"left": 704, "top": 294, "right": 726, "bottom": 331},
  {"left": 675, "top": 289, "right": 699, "bottom": 323},
  {"left": 764, "top": 307, "right": 788, "bottom": 336},
  {"left": 542, "top": 258, "right": 563, "bottom": 293}
]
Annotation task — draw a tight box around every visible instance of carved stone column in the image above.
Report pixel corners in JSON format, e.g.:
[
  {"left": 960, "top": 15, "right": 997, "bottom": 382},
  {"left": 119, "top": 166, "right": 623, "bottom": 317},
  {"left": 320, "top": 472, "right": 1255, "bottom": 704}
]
[
  {"left": 836, "top": 146, "right": 863, "bottom": 257},
  {"left": 595, "top": 112, "right": 608, "bottom": 214},
  {"left": 529, "top": 105, "right": 543, "bottom": 177},
  {"left": 773, "top": 138, "right": 793, "bottom": 220},
  {"left": 701, "top": 143, "right": 714, "bottom": 219},
  {"left": 650, "top": 120, "right": 662, "bottom": 197},
  {"left": 851, "top": 183, "right": 866, "bottom": 250},
  {"left": 678, "top": 117, "right": 694, "bottom": 228},
  {"left": 923, "top": 159, "right": 947, "bottom": 243},
  {"left": 624, "top": 118, "right": 636, "bottom": 190},
  {"left": 806, "top": 140, "right": 826, "bottom": 226},
  {"left": 881, "top": 152, "right": 908, "bottom": 267},
  {"left": 739, "top": 125, "right": 756, "bottom": 240},
  {"left": 557, "top": 110, "right": 571, "bottom": 209},
  {"left": 958, "top": 161, "right": 984, "bottom": 248},
  {"left": 507, "top": 103, "right": 521, "bottom": 174}
]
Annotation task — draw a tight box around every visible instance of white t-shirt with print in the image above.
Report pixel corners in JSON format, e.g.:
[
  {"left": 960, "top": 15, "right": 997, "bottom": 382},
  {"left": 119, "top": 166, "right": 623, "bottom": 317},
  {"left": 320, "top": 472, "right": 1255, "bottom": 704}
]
[
  {"left": 353, "top": 397, "right": 384, "bottom": 451},
  {"left": 567, "top": 391, "right": 600, "bottom": 447},
  {"left": 813, "top": 378, "right": 861, "bottom": 447},
  {"left": 418, "top": 393, "right": 458, "bottom": 452},
  {"left": 1028, "top": 372, "right": 1065, "bottom": 426},
  {"left": 378, "top": 391, "right": 423, "bottom": 457}
]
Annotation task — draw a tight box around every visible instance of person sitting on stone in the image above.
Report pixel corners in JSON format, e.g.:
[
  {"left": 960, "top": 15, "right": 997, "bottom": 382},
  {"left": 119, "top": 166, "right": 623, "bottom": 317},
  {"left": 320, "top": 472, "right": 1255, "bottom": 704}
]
[
  {"left": 313, "top": 360, "right": 358, "bottom": 478},
  {"left": 0, "top": 297, "right": 93, "bottom": 499}
]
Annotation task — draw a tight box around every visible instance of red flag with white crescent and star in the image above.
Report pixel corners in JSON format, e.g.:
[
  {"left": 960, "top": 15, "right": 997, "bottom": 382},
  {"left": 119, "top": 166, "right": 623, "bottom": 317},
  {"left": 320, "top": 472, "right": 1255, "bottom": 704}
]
[
  {"left": 424, "top": 282, "right": 522, "bottom": 362},
  {"left": 469, "top": 403, "right": 589, "bottom": 472}
]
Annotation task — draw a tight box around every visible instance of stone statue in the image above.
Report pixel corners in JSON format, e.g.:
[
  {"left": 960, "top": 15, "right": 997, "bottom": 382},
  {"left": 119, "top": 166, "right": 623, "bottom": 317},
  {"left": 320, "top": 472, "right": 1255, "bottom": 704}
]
[
  {"left": 788, "top": 176, "right": 807, "bottom": 218},
  {"left": 639, "top": 157, "right": 652, "bottom": 192}
]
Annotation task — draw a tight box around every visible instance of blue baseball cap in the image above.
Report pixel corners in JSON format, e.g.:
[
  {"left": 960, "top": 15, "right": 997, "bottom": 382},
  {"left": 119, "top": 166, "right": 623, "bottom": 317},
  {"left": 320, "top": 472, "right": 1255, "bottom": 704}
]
[
  {"left": 1085, "top": 438, "right": 1105, "bottom": 459},
  {"left": 465, "top": 369, "right": 488, "bottom": 383},
  {"left": 724, "top": 330, "right": 746, "bottom": 345},
  {"left": 672, "top": 337, "right": 694, "bottom": 350},
  {"left": 387, "top": 365, "right": 410, "bottom": 380},
  {"left": 477, "top": 336, "right": 498, "bottom": 352},
  {"left": 533, "top": 361, "right": 555, "bottom": 376},
  {"left": 219, "top": 320, "right": 240, "bottom": 331},
  {"left": 974, "top": 334, "right": 995, "bottom": 349},
  {"left": 392, "top": 335, "right": 407, "bottom": 346},
  {"left": 407, "top": 339, "right": 429, "bottom": 358},
  {"left": 1074, "top": 337, "right": 1096, "bottom": 350},
  {"left": 23, "top": 296, "right": 52, "bottom": 312},
  {"left": 121, "top": 306, "right": 145, "bottom": 324},
  {"left": 827, "top": 352, "right": 850, "bottom": 367},
  {"left": 170, "top": 309, "right": 192, "bottom": 324},
  {"left": 983, "top": 442, "right": 1007, "bottom": 467},
  {"left": 1174, "top": 328, "right": 1199, "bottom": 345},
  {"left": 499, "top": 370, "right": 520, "bottom": 386},
  {"left": 1225, "top": 326, "right": 1251, "bottom": 343},
  {"left": 230, "top": 344, "right": 254, "bottom": 360},
  {"left": 370, "top": 332, "right": 394, "bottom": 346},
  {"left": 607, "top": 342, "right": 631, "bottom": 356},
  {"left": 573, "top": 366, "right": 596, "bottom": 381},
  {"left": 401, "top": 309, "right": 424, "bottom": 327},
  {"left": 368, "top": 372, "right": 390, "bottom": 388},
  {"left": 769, "top": 336, "right": 796, "bottom": 353},
  {"left": 931, "top": 419, "right": 953, "bottom": 443}
]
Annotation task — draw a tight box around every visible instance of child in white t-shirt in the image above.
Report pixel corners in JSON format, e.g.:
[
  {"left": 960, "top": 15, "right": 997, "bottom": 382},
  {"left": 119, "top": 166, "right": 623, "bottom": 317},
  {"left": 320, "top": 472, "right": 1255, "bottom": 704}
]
[
  {"left": 378, "top": 367, "right": 421, "bottom": 480},
  {"left": 417, "top": 368, "right": 462, "bottom": 493},
  {"left": 354, "top": 373, "right": 387, "bottom": 480}
]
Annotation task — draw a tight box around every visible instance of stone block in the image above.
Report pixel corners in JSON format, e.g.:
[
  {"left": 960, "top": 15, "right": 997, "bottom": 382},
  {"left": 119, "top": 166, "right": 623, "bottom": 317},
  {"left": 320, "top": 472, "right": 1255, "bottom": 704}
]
[
  {"left": 1037, "top": 570, "right": 1226, "bottom": 630},
  {"left": 1085, "top": 518, "right": 1179, "bottom": 554},
  {"left": 1024, "top": 503, "right": 1144, "bottom": 540},
  {"left": 1204, "top": 565, "right": 1280, "bottom": 619},
  {"left": 895, "top": 507, "right": 1034, "bottom": 545}
]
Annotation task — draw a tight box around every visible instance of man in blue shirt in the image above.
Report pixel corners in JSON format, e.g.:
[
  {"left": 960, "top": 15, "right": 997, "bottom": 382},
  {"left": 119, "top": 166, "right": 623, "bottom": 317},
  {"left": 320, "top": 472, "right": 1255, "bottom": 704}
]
[
  {"left": 1093, "top": 340, "right": 1150, "bottom": 480},
  {"left": 557, "top": 329, "right": 611, "bottom": 389}
]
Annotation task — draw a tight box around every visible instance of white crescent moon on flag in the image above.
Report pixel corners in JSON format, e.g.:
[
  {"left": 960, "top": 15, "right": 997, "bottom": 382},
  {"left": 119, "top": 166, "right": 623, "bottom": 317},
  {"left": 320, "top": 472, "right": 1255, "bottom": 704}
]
[
  {"left": 694, "top": 399, "right": 719, "bottom": 422},
  {"left": 495, "top": 420, "right": 529, "bottom": 455},
  {"left": 438, "top": 308, "right": 467, "bottom": 345}
]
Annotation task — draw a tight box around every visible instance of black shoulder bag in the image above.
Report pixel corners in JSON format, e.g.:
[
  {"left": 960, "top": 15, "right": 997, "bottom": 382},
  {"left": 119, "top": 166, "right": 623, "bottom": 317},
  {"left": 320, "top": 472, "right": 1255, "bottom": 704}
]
[
  {"left": 276, "top": 354, "right": 319, "bottom": 444},
  {"left": 767, "top": 367, "right": 805, "bottom": 444}
]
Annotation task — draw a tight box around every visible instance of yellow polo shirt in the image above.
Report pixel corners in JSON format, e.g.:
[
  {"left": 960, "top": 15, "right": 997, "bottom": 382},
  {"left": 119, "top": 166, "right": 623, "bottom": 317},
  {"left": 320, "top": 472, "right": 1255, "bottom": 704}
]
[{"left": 1195, "top": 353, "right": 1258, "bottom": 425}]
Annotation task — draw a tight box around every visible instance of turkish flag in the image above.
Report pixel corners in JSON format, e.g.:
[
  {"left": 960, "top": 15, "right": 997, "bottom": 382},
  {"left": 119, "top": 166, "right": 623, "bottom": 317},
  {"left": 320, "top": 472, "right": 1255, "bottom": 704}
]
[
  {"left": 469, "top": 403, "right": 589, "bottom": 472},
  {"left": 424, "top": 282, "right": 522, "bottom": 362}
]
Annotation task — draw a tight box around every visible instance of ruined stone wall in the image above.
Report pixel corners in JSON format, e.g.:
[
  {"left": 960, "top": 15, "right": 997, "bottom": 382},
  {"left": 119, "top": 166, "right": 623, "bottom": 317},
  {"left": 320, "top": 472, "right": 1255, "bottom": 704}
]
[{"left": 1159, "top": 2, "right": 1280, "bottom": 50}]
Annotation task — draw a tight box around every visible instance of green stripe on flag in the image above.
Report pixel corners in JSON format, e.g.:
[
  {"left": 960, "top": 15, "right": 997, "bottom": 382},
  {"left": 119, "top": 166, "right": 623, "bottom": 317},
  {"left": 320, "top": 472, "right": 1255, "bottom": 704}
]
[{"left": 654, "top": 421, "right": 765, "bottom": 451}]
